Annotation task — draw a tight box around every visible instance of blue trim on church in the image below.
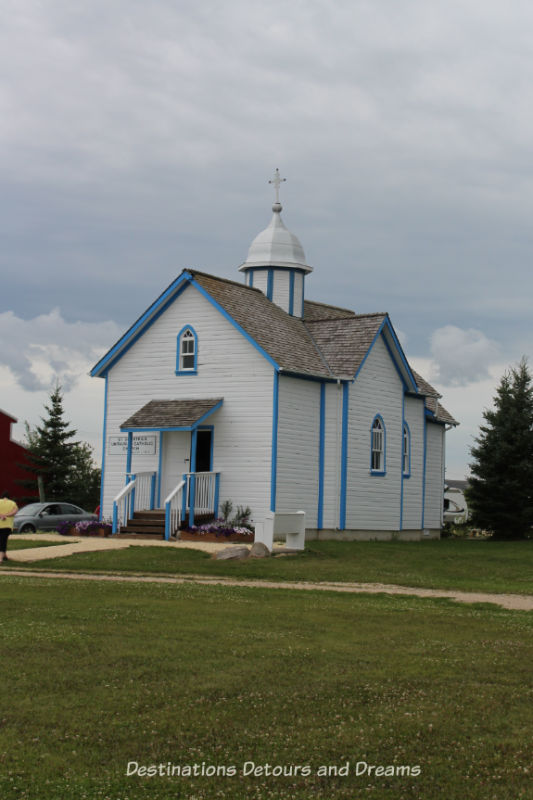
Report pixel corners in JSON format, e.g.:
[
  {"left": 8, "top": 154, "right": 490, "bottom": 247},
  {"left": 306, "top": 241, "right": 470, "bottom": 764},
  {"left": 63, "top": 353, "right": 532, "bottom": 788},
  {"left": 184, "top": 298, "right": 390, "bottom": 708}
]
[
  {"left": 339, "top": 382, "right": 349, "bottom": 530},
  {"left": 271, "top": 370, "right": 279, "bottom": 512}
]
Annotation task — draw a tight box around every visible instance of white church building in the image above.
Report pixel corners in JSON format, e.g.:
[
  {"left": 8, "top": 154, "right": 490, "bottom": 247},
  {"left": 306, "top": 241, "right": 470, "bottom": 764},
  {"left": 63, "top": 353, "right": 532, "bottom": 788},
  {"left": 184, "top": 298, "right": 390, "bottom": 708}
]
[{"left": 91, "top": 172, "right": 457, "bottom": 540}]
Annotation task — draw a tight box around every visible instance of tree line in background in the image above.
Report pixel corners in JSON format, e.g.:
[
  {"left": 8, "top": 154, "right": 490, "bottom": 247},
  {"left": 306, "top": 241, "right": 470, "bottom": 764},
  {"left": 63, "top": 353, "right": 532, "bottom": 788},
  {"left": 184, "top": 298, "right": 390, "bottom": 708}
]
[
  {"left": 468, "top": 358, "right": 533, "bottom": 540},
  {"left": 19, "top": 385, "right": 100, "bottom": 511}
]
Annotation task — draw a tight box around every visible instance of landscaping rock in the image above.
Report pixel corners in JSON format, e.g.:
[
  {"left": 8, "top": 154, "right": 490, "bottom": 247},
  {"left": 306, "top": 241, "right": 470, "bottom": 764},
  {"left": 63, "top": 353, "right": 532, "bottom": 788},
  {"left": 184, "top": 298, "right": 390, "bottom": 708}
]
[
  {"left": 215, "top": 546, "right": 250, "bottom": 560},
  {"left": 249, "top": 541, "right": 270, "bottom": 558},
  {"left": 272, "top": 548, "right": 301, "bottom": 556}
]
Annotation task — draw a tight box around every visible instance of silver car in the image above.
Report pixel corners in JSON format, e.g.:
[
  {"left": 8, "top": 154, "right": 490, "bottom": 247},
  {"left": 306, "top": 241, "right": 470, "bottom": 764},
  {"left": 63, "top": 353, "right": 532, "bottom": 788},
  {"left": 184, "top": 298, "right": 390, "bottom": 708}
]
[{"left": 13, "top": 502, "right": 98, "bottom": 533}]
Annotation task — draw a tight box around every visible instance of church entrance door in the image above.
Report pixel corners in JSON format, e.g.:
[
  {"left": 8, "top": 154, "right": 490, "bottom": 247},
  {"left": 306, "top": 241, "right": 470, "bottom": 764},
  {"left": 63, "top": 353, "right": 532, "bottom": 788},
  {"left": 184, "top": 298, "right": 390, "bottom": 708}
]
[
  {"left": 193, "top": 429, "right": 213, "bottom": 473},
  {"left": 161, "top": 431, "right": 190, "bottom": 502}
]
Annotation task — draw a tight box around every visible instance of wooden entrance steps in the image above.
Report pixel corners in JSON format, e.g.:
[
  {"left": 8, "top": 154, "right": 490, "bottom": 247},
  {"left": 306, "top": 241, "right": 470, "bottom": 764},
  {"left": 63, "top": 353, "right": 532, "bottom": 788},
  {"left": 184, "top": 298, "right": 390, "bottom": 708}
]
[
  {"left": 114, "top": 509, "right": 217, "bottom": 539},
  {"left": 114, "top": 510, "right": 166, "bottom": 540}
]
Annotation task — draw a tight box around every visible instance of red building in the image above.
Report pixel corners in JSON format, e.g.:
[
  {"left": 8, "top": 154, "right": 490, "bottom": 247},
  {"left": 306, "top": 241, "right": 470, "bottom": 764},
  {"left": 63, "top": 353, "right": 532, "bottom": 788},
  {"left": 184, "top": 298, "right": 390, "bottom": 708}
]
[{"left": 0, "top": 409, "right": 38, "bottom": 505}]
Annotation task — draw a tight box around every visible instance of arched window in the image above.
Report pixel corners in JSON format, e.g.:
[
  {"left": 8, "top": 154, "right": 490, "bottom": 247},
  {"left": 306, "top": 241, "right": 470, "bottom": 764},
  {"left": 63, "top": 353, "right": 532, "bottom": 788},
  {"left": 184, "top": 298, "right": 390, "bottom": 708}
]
[
  {"left": 371, "top": 416, "right": 385, "bottom": 473},
  {"left": 403, "top": 423, "right": 411, "bottom": 477},
  {"left": 176, "top": 326, "right": 198, "bottom": 374}
]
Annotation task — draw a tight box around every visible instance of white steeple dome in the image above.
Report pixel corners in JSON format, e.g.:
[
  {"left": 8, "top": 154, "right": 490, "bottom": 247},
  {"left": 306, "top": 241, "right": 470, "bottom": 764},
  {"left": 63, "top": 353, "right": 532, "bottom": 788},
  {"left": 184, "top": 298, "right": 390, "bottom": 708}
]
[
  {"left": 238, "top": 201, "right": 312, "bottom": 273},
  {"left": 239, "top": 170, "right": 312, "bottom": 318}
]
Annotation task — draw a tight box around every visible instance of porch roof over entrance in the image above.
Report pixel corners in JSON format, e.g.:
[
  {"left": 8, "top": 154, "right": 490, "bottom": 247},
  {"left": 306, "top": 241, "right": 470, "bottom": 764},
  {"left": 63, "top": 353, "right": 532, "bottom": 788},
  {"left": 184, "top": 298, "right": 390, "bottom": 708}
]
[{"left": 120, "top": 398, "right": 223, "bottom": 431}]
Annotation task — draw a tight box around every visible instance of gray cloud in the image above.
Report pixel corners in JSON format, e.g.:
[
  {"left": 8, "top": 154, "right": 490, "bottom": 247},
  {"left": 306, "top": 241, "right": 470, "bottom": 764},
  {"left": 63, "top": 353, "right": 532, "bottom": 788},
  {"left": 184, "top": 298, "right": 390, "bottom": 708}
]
[
  {"left": 2, "top": 1, "right": 530, "bottom": 186},
  {"left": 429, "top": 325, "right": 500, "bottom": 386},
  {"left": 0, "top": 309, "right": 121, "bottom": 391},
  {"left": 2, "top": 1, "right": 533, "bottom": 339},
  {"left": 2, "top": 0, "right": 533, "bottom": 476}
]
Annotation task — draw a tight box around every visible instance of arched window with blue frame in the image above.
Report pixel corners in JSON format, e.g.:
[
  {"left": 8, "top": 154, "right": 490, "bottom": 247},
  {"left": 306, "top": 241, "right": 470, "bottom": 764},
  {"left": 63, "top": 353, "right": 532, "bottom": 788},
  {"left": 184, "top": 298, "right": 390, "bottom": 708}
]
[
  {"left": 402, "top": 423, "right": 411, "bottom": 477},
  {"left": 370, "top": 415, "right": 386, "bottom": 474},
  {"left": 176, "top": 326, "right": 198, "bottom": 375}
]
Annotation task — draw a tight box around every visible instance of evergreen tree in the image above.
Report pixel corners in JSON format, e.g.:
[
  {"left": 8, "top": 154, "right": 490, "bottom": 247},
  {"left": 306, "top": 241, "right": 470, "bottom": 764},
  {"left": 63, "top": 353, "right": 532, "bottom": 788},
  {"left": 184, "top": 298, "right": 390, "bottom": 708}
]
[
  {"left": 468, "top": 359, "right": 533, "bottom": 539},
  {"left": 21, "top": 385, "right": 100, "bottom": 509},
  {"left": 68, "top": 442, "right": 101, "bottom": 510}
]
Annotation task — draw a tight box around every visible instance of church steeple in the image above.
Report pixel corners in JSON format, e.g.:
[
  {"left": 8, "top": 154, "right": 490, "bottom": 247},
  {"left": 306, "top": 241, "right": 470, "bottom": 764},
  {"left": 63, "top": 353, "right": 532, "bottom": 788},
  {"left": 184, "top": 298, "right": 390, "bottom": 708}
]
[{"left": 239, "top": 170, "right": 312, "bottom": 318}]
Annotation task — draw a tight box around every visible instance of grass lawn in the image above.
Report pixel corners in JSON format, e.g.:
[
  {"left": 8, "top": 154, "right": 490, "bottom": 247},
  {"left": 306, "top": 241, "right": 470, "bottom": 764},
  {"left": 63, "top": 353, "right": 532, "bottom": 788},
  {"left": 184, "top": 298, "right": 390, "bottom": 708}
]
[
  {"left": 18, "top": 538, "right": 533, "bottom": 595},
  {"left": 0, "top": 576, "right": 531, "bottom": 800},
  {"left": 7, "top": 540, "right": 68, "bottom": 551}
]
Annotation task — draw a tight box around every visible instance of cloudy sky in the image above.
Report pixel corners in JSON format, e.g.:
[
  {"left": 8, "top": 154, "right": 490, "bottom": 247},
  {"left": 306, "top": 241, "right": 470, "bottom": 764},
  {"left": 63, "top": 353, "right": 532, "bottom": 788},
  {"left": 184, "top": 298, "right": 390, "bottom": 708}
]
[{"left": 3, "top": 0, "right": 533, "bottom": 477}]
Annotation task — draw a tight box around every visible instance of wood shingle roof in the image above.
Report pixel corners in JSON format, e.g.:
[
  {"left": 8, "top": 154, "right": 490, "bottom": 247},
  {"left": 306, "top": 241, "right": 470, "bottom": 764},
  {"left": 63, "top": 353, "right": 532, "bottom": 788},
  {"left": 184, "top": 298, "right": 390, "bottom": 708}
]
[
  {"left": 304, "top": 313, "right": 387, "bottom": 379},
  {"left": 411, "top": 370, "right": 458, "bottom": 425},
  {"left": 411, "top": 370, "right": 440, "bottom": 398},
  {"left": 190, "top": 272, "right": 457, "bottom": 423},
  {"left": 93, "top": 267, "right": 457, "bottom": 426},
  {"left": 121, "top": 398, "right": 223, "bottom": 430},
  {"left": 425, "top": 397, "right": 458, "bottom": 426},
  {"left": 303, "top": 300, "right": 356, "bottom": 321},
  {"left": 190, "top": 271, "right": 333, "bottom": 378}
]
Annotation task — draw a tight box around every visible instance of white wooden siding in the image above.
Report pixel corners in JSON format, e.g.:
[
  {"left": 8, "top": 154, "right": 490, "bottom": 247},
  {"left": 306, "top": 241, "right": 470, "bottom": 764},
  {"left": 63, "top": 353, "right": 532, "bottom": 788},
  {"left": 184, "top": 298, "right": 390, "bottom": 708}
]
[
  {"left": 276, "top": 375, "right": 320, "bottom": 527},
  {"left": 102, "top": 283, "right": 274, "bottom": 521},
  {"left": 293, "top": 272, "right": 304, "bottom": 318},
  {"left": 345, "top": 335, "right": 404, "bottom": 530},
  {"left": 322, "top": 382, "right": 343, "bottom": 528},
  {"left": 424, "top": 422, "right": 445, "bottom": 528},
  {"left": 100, "top": 275, "right": 450, "bottom": 535},
  {"left": 272, "top": 270, "right": 291, "bottom": 314},
  {"left": 402, "top": 396, "right": 425, "bottom": 529},
  {"left": 251, "top": 269, "right": 268, "bottom": 295},
  {"left": 103, "top": 431, "right": 160, "bottom": 502}
]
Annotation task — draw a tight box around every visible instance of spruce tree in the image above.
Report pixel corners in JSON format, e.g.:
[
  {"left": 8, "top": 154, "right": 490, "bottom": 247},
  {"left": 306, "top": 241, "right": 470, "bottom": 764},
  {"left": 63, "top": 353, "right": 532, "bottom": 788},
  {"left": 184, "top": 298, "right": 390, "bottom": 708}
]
[
  {"left": 68, "top": 442, "right": 101, "bottom": 510},
  {"left": 468, "top": 358, "right": 533, "bottom": 539},
  {"left": 21, "top": 385, "right": 100, "bottom": 509},
  {"left": 25, "top": 385, "right": 78, "bottom": 500}
]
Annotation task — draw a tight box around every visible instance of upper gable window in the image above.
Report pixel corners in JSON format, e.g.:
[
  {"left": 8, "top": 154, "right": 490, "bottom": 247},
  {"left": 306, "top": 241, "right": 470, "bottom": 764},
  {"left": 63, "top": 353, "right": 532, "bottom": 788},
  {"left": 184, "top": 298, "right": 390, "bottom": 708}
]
[
  {"left": 371, "top": 416, "right": 385, "bottom": 474},
  {"left": 176, "top": 326, "right": 198, "bottom": 375},
  {"left": 403, "top": 423, "right": 411, "bottom": 477}
]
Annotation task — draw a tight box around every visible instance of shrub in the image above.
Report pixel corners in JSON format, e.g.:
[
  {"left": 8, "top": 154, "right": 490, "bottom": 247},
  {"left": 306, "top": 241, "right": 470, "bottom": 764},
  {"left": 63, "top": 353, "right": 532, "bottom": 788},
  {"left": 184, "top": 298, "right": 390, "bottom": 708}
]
[
  {"left": 232, "top": 505, "right": 252, "bottom": 527},
  {"left": 220, "top": 500, "right": 233, "bottom": 524}
]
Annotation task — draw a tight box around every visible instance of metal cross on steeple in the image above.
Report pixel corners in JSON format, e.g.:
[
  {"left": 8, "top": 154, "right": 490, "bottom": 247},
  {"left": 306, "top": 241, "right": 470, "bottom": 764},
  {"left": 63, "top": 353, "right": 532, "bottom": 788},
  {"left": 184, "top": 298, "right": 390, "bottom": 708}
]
[{"left": 269, "top": 168, "right": 286, "bottom": 204}]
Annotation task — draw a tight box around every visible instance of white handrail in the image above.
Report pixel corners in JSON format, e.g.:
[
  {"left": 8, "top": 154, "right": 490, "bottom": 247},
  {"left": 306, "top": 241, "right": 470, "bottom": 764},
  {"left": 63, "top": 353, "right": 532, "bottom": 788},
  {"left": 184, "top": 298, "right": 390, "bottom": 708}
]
[
  {"left": 192, "top": 472, "right": 214, "bottom": 515},
  {"left": 164, "top": 479, "right": 186, "bottom": 540},
  {"left": 112, "top": 478, "right": 136, "bottom": 533},
  {"left": 114, "top": 480, "right": 136, "bottom": 502},
  {"left": 112, "top": 470, "right": 156, "bottom": 534},
  {"left": 126, "top": 471, "right": 155, "bottom": 512},
  {"left": 163, "top": 480, "right": 185, "bottom": 505},
  {"left": 181, "top": 471, "right": 221, "bottom": 527}
]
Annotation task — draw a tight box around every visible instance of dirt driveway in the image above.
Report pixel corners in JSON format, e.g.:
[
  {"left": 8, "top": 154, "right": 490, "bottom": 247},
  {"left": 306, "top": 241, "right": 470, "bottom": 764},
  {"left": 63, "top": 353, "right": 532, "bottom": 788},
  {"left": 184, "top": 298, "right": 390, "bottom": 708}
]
[
  {"left": 7, "top": 533, "right": 230, "bottom": 562},
  {"left": 1, "top": 566, "right": 532, "bottom": 611}
]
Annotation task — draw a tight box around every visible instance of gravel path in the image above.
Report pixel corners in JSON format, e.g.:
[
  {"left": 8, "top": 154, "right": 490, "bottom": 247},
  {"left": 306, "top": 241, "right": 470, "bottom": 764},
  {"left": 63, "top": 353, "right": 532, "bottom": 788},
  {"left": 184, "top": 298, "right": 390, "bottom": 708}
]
[
  {"left": 8, "top": 533, "right": 232, "bottom": 561},
  {"left": 1, "top": 568, "right": 532, "bottom": 611}
]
